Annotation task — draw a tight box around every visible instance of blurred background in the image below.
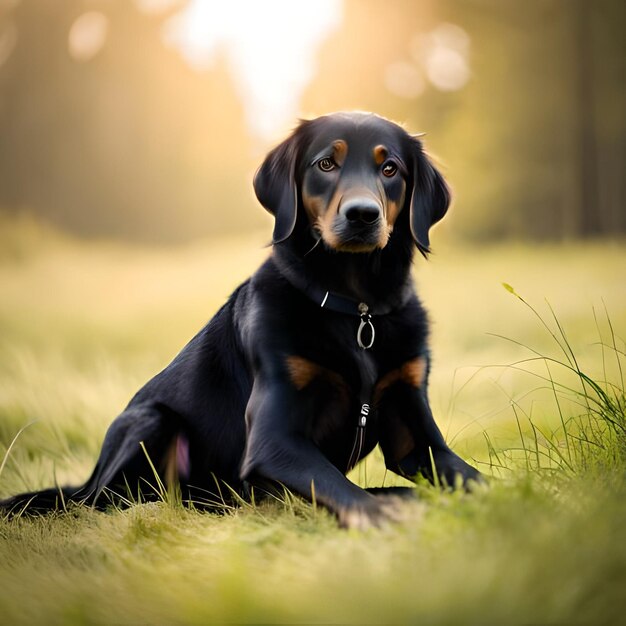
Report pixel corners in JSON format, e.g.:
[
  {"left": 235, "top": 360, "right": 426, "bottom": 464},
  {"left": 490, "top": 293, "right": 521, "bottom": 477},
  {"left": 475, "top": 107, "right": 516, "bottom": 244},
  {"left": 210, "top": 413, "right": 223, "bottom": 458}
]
[{"left": 0, "top": 0, "right": 624, "bottom": 244}]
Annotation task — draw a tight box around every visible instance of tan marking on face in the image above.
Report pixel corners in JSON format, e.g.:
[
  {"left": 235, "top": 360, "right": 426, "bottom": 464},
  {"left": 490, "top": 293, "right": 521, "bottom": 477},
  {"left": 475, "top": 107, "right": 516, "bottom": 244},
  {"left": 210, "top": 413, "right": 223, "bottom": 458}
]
[
  {"left": 333, "top": 139, "right": 348, "bottom": 166},
  {"left": 301, "top": 189, "right": 324, "bottom": 222},
  {"left": 386, "top": 198, "right": 402, "bottom": 227},
  {"left": 373, "top": 145, "right": 388, "bottom": 166},
  {"left": 375, "top": 181, "right": 406, "bottom": 249},
  {"left": 374, "top": 356, "right": 427, "bottom": 404},
  {"left": 376, "top": 221, "right": 392, "bottom": 249},
  {"left": 310, "top": 187, "right": 343, "bottom": 249},
  {"left": 374, "top": 163, "right": 406, "bottom": 248}
]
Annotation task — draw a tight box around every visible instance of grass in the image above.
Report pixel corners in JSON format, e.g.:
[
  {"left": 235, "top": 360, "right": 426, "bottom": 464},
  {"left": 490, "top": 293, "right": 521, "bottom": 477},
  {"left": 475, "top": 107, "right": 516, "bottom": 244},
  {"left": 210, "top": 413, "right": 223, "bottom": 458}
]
[
  {"left": 0, "top": 216, "right": 625, "bottom": 624},
  {"left": 476, "top": 284, "right": 626, "bottom": 480}
]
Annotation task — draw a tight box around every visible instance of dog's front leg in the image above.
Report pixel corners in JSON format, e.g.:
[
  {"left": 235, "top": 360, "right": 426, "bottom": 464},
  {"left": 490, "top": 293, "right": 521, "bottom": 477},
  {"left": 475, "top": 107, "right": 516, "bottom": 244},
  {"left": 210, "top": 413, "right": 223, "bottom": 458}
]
[
  {"left": 240, "top": 377, "right": 401, "bottom": 529},
  {"left": 379, "top": 382, "right": 483, "bottom": 489}
]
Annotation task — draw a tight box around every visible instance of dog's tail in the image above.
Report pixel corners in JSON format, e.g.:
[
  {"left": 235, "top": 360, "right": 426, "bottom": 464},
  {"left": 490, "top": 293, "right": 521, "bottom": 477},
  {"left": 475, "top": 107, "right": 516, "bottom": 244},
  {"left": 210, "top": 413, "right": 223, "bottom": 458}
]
[{"left": 0, "top": 486, "right": 84, "bottom": 518}]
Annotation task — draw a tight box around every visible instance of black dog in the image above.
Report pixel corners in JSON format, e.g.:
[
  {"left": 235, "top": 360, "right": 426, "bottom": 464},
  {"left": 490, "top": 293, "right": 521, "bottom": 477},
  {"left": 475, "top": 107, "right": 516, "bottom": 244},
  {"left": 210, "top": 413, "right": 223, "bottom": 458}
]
[{"left": 1, "top": 112, "right": 481, "bottom": 528}]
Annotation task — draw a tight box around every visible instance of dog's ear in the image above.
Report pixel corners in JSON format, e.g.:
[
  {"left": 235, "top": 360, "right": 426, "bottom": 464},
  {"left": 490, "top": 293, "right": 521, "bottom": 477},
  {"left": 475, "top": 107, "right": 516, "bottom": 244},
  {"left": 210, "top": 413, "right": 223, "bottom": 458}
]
[
  {"left": 253, "top": 132, "right": 300, "bottom": 244},
  {"left": 409, "top": 138, "right": 451, "bottom": 257}
]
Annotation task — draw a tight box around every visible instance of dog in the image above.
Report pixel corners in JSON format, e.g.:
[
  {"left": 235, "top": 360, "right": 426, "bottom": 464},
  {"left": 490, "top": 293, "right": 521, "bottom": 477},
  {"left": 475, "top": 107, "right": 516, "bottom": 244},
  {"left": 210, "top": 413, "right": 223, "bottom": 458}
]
[{"left": 0, "top": 112, "right": 481, "bottom": 528}]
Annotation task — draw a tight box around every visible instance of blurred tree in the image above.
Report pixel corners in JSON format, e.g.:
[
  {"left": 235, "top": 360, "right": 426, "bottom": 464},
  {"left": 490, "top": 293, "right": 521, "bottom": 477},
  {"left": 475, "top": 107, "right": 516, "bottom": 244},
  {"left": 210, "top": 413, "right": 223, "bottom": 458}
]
[
  {"left": 0, "top": 0, "right": 261, "bottom": 241},
  {"left": 0, "top": 0, "right": 623, "bottom": 243},
  {"left": 302, "top": 0, "right": 625, "bottom": 241},
  {"left": 572, "top": 0, "right": 600, "bottom": 237}
]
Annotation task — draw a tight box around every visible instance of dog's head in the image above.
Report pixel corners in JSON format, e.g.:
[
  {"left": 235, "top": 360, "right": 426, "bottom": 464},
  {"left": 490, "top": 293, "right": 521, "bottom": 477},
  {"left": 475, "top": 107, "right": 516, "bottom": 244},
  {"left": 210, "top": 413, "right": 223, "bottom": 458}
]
[{"left": 254, "top": 112, "right": 450, "bottom": 256}]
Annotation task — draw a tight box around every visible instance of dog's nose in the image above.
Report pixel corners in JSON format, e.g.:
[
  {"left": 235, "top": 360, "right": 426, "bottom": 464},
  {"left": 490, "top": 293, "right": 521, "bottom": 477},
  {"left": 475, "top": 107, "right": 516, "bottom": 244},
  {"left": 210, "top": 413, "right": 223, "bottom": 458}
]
[{"left": 341, "top": 198, "right": 382, "bottom": 225}]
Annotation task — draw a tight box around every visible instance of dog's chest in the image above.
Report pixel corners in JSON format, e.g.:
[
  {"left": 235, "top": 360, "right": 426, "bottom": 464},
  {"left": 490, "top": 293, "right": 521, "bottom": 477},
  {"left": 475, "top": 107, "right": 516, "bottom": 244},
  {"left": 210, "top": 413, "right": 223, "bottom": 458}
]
[{"left": 285, "top": 347, "right": 379, "bottom": 445}]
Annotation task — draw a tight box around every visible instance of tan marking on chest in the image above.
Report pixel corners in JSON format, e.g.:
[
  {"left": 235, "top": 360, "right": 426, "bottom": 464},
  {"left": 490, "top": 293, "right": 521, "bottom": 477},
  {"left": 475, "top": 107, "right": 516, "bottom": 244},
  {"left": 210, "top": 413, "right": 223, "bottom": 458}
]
[
  {"left": 401, "top": 357, "right": 427, "bottom": 388},
  {"left": 286, "top": 356, "right": 322, "bottom": 390},
  {"left": 285, "top": 356, "right": 351, "bottom": 444},
  {"left": 374, "top": 356, "right": 427, "bottom": 403},
  {"left": 286, "top": 355, "right": 350, "bottom": 392}
]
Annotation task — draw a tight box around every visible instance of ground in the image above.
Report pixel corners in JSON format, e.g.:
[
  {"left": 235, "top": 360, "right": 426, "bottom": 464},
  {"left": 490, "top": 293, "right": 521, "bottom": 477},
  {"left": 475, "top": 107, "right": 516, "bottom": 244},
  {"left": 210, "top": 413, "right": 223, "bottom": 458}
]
[{"left": 1, "top": 217, "right": 625, "bottom": 624}]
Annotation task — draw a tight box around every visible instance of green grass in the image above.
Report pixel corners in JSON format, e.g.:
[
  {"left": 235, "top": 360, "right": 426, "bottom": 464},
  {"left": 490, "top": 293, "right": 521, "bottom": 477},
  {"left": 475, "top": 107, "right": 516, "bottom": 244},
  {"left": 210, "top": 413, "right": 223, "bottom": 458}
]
[{"left": 0, "top": 217, "right": 625, "bottom": 624}]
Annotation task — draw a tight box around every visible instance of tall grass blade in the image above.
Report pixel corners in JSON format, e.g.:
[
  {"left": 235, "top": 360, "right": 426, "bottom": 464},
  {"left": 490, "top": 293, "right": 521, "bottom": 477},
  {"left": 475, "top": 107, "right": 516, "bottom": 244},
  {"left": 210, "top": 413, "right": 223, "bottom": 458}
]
[{"left": 0, "top": 421, "right": 38, "bottom": 481}]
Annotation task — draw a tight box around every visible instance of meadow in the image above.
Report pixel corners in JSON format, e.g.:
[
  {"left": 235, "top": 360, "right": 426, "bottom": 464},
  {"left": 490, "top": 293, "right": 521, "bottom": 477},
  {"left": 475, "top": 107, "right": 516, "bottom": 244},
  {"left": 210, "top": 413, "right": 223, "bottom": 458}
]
[{"left": 0, "top": 216, "right": 625, "bottom": 624}]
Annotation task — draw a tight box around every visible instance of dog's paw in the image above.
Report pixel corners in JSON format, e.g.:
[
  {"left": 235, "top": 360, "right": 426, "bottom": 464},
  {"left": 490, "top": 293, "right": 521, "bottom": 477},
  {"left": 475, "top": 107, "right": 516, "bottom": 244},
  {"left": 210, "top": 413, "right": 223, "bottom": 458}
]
[
  {"left": 430, "top": 450, "right": 485, "bottom": 491},
  {"left": 337, "top": 494, "right": 407, "bottom": 530}
]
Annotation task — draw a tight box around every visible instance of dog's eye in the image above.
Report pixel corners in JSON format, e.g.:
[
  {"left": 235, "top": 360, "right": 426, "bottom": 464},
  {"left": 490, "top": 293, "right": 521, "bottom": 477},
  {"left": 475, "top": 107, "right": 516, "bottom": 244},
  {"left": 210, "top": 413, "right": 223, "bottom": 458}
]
[
  {"left": 381, "top": 161, "right": 398, "bottom": 178},
  {"left": 318, "top": 158, "right": 336, "bottom": 172}
]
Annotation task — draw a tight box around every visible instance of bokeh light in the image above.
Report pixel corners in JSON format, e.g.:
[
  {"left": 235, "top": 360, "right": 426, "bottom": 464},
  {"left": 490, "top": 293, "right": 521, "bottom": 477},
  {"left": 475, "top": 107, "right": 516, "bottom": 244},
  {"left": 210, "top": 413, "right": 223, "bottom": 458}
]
[
  {"left": 384, "top": 61, "right": 426, "bottom": 99},
  {"left": 68, "top": 11, "right": 109, "bottom": 62},
  {"left": 414, "top": 22, "right": 471, "bottom": 92},
  {"left": 424, "top": 45, "right": 470, "bottom": 91},
  {"left": 0, "top": 19, "right": 17, "bottom": 68}
]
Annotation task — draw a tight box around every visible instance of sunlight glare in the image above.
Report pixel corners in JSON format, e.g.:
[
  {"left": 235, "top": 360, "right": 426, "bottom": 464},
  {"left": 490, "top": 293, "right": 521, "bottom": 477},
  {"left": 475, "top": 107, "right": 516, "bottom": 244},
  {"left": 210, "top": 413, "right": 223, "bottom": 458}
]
[
  {"left": 134, "top": 0, "right": 180, "bottom": 14},
  {"left": 164, "top": 0, "right": 343, "bottom": 141}
]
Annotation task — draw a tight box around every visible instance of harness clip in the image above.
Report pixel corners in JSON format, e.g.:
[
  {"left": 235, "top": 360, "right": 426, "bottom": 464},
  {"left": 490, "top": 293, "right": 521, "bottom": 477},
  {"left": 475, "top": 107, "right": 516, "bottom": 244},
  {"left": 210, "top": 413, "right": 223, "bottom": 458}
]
[
  {"left": 357, "top": 303, "right": 375, "bottom": 349},
  {"left": 359, "top": 403, "right": 370, "bottom": 427}
]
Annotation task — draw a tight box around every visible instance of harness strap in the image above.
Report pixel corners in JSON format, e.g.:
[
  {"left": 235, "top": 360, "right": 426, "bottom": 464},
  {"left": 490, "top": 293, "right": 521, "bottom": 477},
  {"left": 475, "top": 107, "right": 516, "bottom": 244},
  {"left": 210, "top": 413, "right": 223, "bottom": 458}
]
[
  {"left": 346, "top": 354, "right": 376, "bottom": 472},
  {"left": 346, "top": 401, "right": 370, "bottom": 472}
]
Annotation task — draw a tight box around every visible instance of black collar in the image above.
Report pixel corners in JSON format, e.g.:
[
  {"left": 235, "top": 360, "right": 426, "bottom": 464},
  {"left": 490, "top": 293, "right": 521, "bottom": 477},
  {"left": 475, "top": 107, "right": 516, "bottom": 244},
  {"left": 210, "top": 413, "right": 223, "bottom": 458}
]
[
  {"left": 273, "top": 251, "right": 412, "bottom": 318},
  {"left": 302, "top": 283, "right": 388, "bottom": 317},
  {"left": 275, "top": 251, "right": 413, "bottom": 350}
]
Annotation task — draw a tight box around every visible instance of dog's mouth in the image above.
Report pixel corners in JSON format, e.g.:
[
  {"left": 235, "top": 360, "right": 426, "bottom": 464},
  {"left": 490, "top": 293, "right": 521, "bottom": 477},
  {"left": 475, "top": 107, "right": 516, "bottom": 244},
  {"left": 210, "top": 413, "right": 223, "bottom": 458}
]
[
  {"left": 337, "top": 233, "right": 381, "bottom": 252},
  {"left": 326, "top": 219, "right": 387, "bottom": 253}
]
